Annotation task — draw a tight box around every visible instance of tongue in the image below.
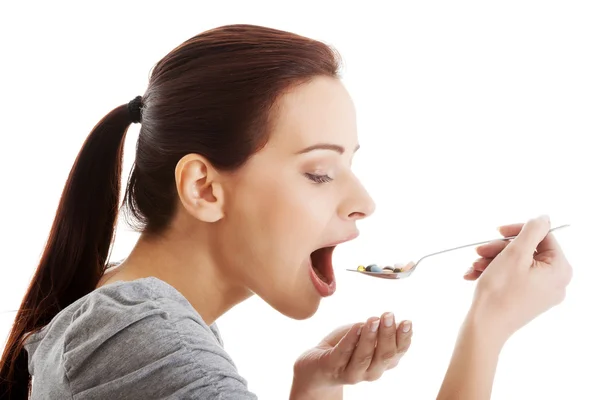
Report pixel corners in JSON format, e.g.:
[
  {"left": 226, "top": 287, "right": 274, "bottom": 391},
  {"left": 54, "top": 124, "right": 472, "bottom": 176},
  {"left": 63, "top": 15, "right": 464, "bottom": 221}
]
[{"left": 312, "top": 265, "right": 328, "bottom": 283}]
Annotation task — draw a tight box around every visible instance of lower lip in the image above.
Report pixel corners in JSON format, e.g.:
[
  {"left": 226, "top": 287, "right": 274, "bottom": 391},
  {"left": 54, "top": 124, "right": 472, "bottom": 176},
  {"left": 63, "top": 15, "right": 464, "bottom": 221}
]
[{"left": 308, "top": 259, "right": 336, "bottom": 297}]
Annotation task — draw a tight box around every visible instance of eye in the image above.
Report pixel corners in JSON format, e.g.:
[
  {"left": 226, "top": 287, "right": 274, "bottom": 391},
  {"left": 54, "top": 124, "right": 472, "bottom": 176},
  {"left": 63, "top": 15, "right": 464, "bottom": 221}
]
[{"left": 305, "top": 172, "right": 333, "bottom": 184}]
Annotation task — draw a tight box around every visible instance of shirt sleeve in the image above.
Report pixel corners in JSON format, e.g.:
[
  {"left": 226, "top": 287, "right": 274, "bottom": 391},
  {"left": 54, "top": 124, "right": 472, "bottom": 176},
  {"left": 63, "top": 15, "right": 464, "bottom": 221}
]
[{"left": 62, "top": 290, "right": 258, "bottom": 400}]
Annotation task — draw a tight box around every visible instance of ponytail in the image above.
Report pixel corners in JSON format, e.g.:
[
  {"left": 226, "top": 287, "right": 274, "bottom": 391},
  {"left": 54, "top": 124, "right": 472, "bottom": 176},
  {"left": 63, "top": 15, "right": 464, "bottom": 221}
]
[{"left": 0, "top": 98, "right": 141, "bottom": 399}]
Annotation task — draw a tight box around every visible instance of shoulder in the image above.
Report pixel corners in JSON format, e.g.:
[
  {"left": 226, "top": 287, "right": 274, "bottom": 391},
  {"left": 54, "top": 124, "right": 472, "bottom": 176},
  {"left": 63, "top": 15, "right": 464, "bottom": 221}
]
[
  {"left": 65, "top": 276, "right": 224, "bottom": 349},
  {"left": 27, "top": 277, "right": 257, "bottom": 399}
]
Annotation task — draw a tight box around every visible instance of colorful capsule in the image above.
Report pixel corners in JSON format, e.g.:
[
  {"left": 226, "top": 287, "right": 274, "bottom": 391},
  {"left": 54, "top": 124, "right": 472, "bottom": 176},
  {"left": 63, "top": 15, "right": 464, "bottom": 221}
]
[
  {"left": 358, "top": 264, "right": 409, "bottom": 274},
  {"left": 395, "top": 263, "right": 415, "bottom": 272},
  {"left": 365, "top": 264, "right": 383, "bottom": 272}
]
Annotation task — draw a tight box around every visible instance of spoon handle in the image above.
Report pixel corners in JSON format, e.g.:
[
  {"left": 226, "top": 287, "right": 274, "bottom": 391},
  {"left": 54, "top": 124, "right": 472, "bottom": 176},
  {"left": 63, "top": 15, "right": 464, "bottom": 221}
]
[{"left": 413, "top": 223, "right": 571, "bottom": 267}]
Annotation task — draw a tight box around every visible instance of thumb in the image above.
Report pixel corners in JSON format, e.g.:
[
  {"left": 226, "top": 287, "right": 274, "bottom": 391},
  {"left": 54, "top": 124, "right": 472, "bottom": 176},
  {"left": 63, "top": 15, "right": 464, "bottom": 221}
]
[{"left": 509, "top": 215, "right": 551, "bottom": 256}]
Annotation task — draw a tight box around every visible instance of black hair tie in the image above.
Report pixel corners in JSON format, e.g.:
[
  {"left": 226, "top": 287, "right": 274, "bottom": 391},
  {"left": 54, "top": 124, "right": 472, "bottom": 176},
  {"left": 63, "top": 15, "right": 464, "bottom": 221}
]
[{"left": 127, "top": 96, "right": 143, "bottom": 124}]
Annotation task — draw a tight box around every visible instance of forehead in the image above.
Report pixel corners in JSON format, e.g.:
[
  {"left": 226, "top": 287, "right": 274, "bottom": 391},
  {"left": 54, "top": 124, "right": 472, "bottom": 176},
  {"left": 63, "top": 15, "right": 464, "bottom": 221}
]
[{"left": 266, "top": 76, "right": 358, "bottom": 152}]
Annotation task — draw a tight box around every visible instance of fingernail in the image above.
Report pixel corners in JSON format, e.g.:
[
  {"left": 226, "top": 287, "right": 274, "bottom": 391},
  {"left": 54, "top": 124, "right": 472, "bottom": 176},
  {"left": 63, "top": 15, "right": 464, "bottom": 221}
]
[
  {"left": 357, "top": 324, "right": 363, "bottom": 336},
  {"left": 370, "top": 319, "right": 380, "bottom": 332},
  {"left": 383, "top": 313, "right": 394, "bottom": 327},
  {"left": 402, "top": 321, "right": 412, "bottom": 333},
  {"left": 464, "top": 267, "right": 473, "bottom": 276}
]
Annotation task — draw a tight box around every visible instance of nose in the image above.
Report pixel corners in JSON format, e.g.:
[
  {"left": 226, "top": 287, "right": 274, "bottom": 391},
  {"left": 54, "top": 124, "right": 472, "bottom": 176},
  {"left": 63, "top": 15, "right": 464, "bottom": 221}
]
[{"left": 339, "top": 175, "right": 376, "bottom": 221}]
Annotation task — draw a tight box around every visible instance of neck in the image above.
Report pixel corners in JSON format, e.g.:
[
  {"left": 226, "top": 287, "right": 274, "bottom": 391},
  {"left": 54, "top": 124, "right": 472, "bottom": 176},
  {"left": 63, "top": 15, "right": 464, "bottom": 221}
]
[{"left": 102, "top": 225, "right": 253, "bottom": 326}]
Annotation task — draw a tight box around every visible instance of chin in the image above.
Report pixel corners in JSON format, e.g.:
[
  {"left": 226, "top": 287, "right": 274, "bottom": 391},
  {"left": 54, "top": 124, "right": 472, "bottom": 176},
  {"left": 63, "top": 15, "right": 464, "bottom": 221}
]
[
  {"left": 274, "top": 295, "right": 322, "bottom": 320},
  {"left": 254, "top": 239, "right": 351, "bottom": 320}
]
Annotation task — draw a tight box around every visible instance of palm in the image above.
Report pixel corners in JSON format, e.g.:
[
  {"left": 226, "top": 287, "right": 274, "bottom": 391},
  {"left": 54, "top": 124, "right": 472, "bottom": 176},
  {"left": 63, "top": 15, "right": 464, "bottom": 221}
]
[{"left": 294, "top": 316, "right": 412, "bottom": 387}]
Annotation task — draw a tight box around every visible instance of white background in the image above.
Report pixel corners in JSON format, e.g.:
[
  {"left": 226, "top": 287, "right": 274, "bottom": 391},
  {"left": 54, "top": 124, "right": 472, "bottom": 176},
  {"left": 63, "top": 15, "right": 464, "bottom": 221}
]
[{"left": 1, "top": 1, "right": 599, "bottom": 399}]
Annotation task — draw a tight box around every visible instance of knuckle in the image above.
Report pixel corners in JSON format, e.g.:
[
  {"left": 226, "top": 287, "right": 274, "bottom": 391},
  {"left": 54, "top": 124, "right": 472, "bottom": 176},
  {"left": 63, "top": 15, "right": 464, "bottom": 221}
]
[
  {"left": 331, "top": 365, "right": 345, "bottom": 381},
  {"left": 382, "top": 329, "right": 396, "bottom": 340},
  {"left": 491, "top": 240, "right": 507, "bottom": 251},
  {"left": 365, "top": 371, "right": 383, "bottom": 382},
  {"left": 502, "top": 243, "right": 520, "bottom": 259},
  {"left": 397, "top": 337, "right": 412, "bottom": 352},
  {"left": 387, "top": 358, "right": 400, "bottom": 370},
  {"left": 355, "top": 353, "right": 373, "bottom": 368},
  {"left": 380, "top": 350, "right": 397, "bottom": 362},
  {"left": 344, "top": 373, "right": 362, "bottom": 385},
  {"left": 338, "top": 346, "right": 354, "bottom": 359},
  {"left": 554, "top": 262, "right": 573, "bottom": 287},
  {"left": 473, "top": 260, "right": 487, "bottom": 272}
]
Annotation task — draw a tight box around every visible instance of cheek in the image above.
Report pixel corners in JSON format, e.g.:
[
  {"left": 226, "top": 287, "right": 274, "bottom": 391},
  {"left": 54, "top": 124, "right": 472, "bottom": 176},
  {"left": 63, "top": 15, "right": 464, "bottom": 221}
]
[{"left": 228, "top": 178, "right": 330, "bottom": 266}]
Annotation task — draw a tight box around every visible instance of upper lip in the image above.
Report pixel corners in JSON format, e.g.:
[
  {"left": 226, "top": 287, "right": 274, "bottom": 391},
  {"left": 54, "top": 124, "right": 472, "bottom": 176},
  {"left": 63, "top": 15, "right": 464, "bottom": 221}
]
[{"left": 319, "top": 230, "right": 360, "bottom": 249}]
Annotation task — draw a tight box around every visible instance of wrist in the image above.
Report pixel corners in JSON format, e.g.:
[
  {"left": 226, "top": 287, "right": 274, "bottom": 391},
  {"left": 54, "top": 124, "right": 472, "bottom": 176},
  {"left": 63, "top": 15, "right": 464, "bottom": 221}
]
[
  {"left": 464, "top": 301, "right": 509, "bottom": 352},
  {"left": 290, "top": 374, "right": 342, "bottom": 400},
  {"left": 437, "top": 307, "right": 506, "bottom": 400}
]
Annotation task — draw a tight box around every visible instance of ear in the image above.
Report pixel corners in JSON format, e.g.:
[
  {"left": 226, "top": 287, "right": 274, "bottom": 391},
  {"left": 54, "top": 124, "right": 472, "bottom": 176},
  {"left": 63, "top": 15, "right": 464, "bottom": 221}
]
[{"left": 174, "top": 154, "right": 225, "bottom": 223}]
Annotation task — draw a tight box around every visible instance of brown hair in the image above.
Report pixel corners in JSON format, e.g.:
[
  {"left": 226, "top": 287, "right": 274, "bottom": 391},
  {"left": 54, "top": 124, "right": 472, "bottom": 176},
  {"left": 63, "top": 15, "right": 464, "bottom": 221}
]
[{"left": 0, "top": 24, "right": 341, "bottom": 398}]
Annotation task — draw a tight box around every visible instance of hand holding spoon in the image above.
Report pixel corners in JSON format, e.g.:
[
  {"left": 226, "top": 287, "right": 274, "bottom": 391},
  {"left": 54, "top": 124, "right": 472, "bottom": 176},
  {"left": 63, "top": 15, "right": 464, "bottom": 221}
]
[{"left": 346, "top": 224, "right": 570, "bottom": 280}]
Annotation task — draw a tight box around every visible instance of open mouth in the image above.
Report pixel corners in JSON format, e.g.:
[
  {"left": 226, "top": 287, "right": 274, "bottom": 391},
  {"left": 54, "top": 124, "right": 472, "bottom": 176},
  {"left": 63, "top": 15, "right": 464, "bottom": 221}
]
[{"left": 310, "top": 246, "right": 335, "bottom": 285}]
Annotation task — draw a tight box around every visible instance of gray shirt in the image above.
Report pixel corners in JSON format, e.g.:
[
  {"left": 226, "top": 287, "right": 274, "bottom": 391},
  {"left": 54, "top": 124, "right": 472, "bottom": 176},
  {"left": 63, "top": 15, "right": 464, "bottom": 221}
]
[{"left": 24, "top": 277, "right": 259, "bottom": 399}]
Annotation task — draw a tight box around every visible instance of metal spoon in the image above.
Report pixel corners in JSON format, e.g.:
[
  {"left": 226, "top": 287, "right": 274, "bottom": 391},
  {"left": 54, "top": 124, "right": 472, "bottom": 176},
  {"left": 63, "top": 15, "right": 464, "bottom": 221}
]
[{"left": 345, "top": 224, "right": 570, "bottom": 280}]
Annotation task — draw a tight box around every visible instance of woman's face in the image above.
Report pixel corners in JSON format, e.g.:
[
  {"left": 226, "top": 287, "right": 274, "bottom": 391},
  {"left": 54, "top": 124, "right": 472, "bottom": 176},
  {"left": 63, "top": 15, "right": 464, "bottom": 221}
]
[{"left": 217, "top": 76, "right": 375, "bottom": 319}]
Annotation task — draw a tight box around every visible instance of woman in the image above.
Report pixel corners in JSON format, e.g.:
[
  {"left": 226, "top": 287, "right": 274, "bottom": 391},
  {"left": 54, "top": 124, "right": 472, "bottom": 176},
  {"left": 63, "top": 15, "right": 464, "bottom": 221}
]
[{"left": 0, "top": 24, "right": 572, "bottom": 399}]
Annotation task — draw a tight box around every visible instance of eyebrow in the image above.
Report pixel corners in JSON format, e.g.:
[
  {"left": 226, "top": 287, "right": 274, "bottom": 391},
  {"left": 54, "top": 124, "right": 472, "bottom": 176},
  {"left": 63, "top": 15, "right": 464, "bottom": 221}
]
[{"left": 295, "top": 143, "right": 360, "bottom": 155}]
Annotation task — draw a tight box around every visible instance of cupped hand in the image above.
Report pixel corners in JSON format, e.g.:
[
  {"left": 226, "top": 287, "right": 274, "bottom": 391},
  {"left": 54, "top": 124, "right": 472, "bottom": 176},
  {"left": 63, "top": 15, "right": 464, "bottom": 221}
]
[
  {"left": 464, "top": 215, "right": 573, "bottom": 342},
  {"left": 292, "top": 312, "right": 412, "bottom": 394}
]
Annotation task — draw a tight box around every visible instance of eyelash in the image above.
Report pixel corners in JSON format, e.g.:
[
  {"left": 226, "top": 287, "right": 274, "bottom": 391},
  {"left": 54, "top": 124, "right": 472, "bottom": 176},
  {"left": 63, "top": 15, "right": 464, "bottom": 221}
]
[{"left": 305, "top": 173, "right": 333, "bottom": 184}]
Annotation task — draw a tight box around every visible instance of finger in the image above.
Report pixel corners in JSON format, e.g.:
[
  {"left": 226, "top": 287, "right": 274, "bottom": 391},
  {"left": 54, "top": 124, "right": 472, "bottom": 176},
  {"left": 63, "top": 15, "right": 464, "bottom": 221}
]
[
  {"left": 498, "top": 223, "right": 525, "bottom": 237},
  {"left": 476, "top": 240, "right": 509, "bottom": 258},
  {"left": 384, "top": 320, "right": 413, "bottom": 372},
  {"left": 327, "top": 323, "right": 363, "bottom": 369},
  {"left": 463, "top": 266, "right": 483, "bottom": 280},
  {"left": 369, "top": 312, "right": 398, "bottom": 378},
  {"left": 345, "top": 317, "right": 379, "bottom": 378},
  {"left": 499, "top": 222, "right": 562, "bottom": 255},
  {"left": 472, "top": 257, "right": 492, "bottom": 272},
  {"left": 396, "top": 320, "right": 412, "bottom": 353},
  {"left": 507, "top": 215, "right": 551, "bottom": 260},
  {"left": 536, "top": 230, "right": 563, "bottom": 254}
]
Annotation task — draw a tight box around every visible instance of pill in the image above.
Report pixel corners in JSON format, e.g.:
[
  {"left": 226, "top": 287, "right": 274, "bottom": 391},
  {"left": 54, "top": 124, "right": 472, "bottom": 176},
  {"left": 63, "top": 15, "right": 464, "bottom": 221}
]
[
  {"left": 366, "top": 264, "right": 383, "bottom": 273},
  {"left": 383, "top": 266, "right": 394, "bottom": 271},
  {"left": 357, "top": 265, "right": 366, "bottom": 271},
  {"left": 393, "top": 267, "right": 402, "bottom": 273}
]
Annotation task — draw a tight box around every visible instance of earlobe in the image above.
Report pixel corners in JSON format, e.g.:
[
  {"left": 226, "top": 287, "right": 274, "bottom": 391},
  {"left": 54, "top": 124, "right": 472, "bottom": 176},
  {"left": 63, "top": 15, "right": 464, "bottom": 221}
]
[{"left": 174, "top": 154, "right": 225, "bottom": 223}]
